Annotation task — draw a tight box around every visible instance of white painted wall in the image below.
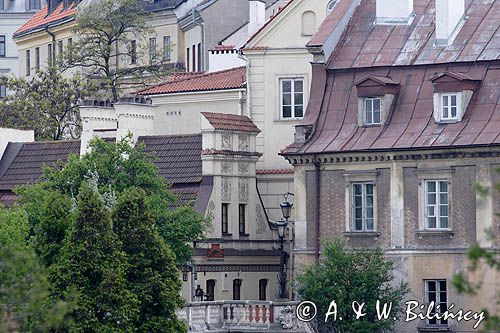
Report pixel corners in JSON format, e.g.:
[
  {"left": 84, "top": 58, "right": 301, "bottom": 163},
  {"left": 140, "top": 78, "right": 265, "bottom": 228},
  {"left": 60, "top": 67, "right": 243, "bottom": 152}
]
[
  {"left": 435, "top": 0, "right": 465, "bottom": 44},
  {"left": 208, "top": 50, "right": 245, "bottom": 72},
  {"left": 376, "top": 0, "right": 413, "bottom": 23},
  {"left": 0, "top": 128, "right": 34, "bottom": 158}
]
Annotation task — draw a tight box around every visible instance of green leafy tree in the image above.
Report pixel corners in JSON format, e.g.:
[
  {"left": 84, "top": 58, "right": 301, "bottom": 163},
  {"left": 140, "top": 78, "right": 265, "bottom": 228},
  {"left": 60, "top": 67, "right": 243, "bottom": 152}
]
[
  {"left": 297, "top": 240, "right": 409, "bottom": 333},
  {"left": 49, "top": 182, "right": 138, "bottom": 332},
  {"left": 0, "top": 206, "right": 71, "bottom": 332},
  {"left": 112, "top": 187, "right": 187, "bottom": 332},
  {"left": 67, "top": 0, "right": 171, "bottom": 101},
  {"left": 0, "top": 67, "right": 94, "bottom": 140}
]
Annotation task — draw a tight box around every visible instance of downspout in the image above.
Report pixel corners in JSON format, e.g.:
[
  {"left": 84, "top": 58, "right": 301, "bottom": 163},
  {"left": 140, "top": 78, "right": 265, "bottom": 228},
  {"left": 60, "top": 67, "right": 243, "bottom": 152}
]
[
  {"left": 314, "top": 155, "right": 320, "bottom": 261},
  {"left": 44, "top": 26, "right": 56, "bottom": 66},
  {"left": 192, "top": 8, "right": 205, "bottom": 71},
  {"left": 237, "top": 50, "right": 250, "bottom": 118}
]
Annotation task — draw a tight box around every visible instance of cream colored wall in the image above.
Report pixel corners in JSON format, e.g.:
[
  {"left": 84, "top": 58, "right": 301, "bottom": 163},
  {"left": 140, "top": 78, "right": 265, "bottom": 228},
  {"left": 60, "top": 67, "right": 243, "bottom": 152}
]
[
  {"left": 150, "top": 89, "right": 246, "bottom": 136},
  {"left": 181, "top": 271, "right": 279, "bottom": 302},
  {"left": 184, "top": 25, "right": 202, "bottom": 72}
]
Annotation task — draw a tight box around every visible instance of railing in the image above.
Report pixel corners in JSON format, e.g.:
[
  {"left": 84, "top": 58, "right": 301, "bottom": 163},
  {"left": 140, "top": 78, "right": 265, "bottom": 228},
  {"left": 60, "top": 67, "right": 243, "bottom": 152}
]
[{"left": 177, "top": 300, "right": 312, "bottom": 332}]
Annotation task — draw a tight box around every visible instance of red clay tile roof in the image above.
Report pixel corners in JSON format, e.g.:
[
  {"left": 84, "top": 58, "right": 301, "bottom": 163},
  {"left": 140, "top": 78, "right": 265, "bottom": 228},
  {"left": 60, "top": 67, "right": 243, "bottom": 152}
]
[
  {"left": 326, "top": 0, "right": 500, "bottom": 69},
  {"left": 201, "top": 112, "right": 261, "bottom": 133},
  {"left": 14, "top": 3, "right": 76, "bottom": 37},
  {"left": 136, "top": 67, "right": 246, "bottom": 95}
]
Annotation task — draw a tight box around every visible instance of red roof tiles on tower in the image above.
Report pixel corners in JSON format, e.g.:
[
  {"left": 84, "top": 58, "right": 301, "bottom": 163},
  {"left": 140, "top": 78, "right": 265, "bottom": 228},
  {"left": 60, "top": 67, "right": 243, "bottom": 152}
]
[{"left": 201, "top": 112, "right": 261, "bottom": 133}]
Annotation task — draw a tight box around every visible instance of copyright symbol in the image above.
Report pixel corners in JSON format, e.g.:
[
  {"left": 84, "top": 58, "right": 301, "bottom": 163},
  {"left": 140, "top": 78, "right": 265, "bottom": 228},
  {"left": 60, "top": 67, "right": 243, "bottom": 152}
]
[{"left": 296, "top": 301, "right": 317, "bottom": 322}]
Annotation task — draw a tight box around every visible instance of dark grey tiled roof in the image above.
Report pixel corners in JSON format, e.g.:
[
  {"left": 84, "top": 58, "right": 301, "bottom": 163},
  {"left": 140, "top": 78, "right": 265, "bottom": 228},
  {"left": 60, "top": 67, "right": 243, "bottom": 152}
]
[{"left": 0, "top": 140, "right": 80, "bottom": 191}]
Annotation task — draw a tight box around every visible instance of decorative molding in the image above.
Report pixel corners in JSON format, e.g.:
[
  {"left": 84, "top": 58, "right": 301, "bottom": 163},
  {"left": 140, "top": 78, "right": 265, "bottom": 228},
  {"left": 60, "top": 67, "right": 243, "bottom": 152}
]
[
  {"left": 190, "top": 264, "right": 281, "bottom": 273},
  {"left": 221, "top": 133, "right": 232, "bottom": 150},
  {"left": 221, "top": 161, "right": 232, "bottom": 174},
  {"left": 238, "top": 134, "right": 249, "bottom": 151},
  {"left": 221, "top": 177, "right": 231, "bottom": 202},
  {"left": 238, "top": 162, "right": 249, "bottom": 174},
  {"left": 238, "top": 178, "right": 249, "bottom": 202}
]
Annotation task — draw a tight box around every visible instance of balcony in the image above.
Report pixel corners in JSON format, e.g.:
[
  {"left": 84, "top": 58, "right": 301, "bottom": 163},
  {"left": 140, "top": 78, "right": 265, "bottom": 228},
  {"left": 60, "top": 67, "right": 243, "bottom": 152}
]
[{"left": 177, "top": 300, "right": 314, "bottom": 332}]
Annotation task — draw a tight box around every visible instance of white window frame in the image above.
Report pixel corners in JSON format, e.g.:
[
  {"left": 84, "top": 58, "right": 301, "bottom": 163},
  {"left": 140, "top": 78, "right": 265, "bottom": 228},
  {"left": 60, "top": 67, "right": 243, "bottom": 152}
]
[
  {"left": 149, "top": 37, "right": 156, "bottom": 64},
  {"left": 0, "top": 35, "right": 5, "bottom": 57},
  {"left": 440, "top": 93, "right": 460, "bottom": 121},
  {"left": 425, "top": 279, "right": 448, "bottom": 327},
  {"left": 350, "top": 182, "right": 375, "bottom": 232},
  {"left": 423, "top": 179, "right": 449, "bottom": 230},
  {"left": 0, "top": 85, "right": 6, "bottom": 99},
  {"left": 279, "top": 77, "right": 305, "bottom": 120},
  {"left": 363, "top": 97, "right": 382, "bottom": 125},
  {"left": 163, "top": 36, "right": 171, "bottom": 61},
  {"left": 327, "top": 0, "right": 337, "bottom": 14}
]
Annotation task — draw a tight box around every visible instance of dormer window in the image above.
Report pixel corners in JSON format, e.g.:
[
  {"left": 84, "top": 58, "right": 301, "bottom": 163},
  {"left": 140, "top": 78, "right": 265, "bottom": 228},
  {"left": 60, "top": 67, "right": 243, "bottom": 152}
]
[
  {"left": 440, "top": 93, "right": 459, "bottom": 121},
  {"left": 430, "top": 72, "right": 480, "bottom": 124},
  {"left": 364, "top": 97, "right": 382, "bottom": 125},
  {"left": 355, "top": 76, "right": 399, "bottom": 127}
]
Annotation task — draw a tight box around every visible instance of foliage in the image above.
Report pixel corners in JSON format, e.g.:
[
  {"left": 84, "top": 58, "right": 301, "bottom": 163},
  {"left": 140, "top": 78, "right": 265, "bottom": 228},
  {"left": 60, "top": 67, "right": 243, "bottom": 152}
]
[
  {"left": 297, "top": 240, "right": 409, "bottom": 333},
  {"left": 112, "top": 187, "right": 186, "bottom": 332},
  {"left": 0, "top": 67, "right": 94, "bottom": 140},
  {"left": 0, "top": 206, "right": 71, "bottom": 332},
  {"left": 49, "top": 183, "right": 138, "bottom": 332},
  {"left": 67, "top": 0, "right": 171, "bottom": 101}
]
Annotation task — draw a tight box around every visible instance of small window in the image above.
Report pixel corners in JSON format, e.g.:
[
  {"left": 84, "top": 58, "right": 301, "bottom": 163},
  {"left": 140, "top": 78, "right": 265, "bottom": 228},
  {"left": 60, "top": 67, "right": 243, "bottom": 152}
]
[
  {"left": 351, "top": 183, "right": 375, "bottom": 231},
  {"left": 163, "top": 36, "right": 171, "bottom": 61},
  {"left": 441, "top": 94, "right": 459, "bottom": 121},
  {"left": 48, "top": 43, "right": 53, "bottom": 67},
  {"left": 26, "top": 50, "right": 31, "bottom": 76},
  {"left": 425, "top": 280, "right": 448, "bottom": 326},
  {"left": 0, "top": 0, "right": 4, "bottom": 11},
  {"left": 280, "top": 78, "right": 304, "bottom": 119},
  {"left": 186, "top": 47, "right": 190, "bottom": 72},
  {"left": 206, "top": 279, "right": 216, "bottom": 301},
  {"left": 302, "top": 11, "right": 316, "bottom": 36},
  {"left": 130, "top": 40, "right": 137, "bottom": 64},
  {"left": 222, "top": 203, "right": 229, "bottom": 235},
  {"left": 0, "top": 35, "right": 5, "bottom": 57},
  {"left": 424, "top": 180, "right": 449, "bottom": 229},
  {"left": 35, "top": 47, "right": 40, "bottom": 70},
  {"left": 58, "top": 40, "right": 63, "bottom": 63},
  {"left": 259, "top": 279, "right": 268, "bottom": 301},
  {"left": 233, "top": 279, "right": 242, "bottom": 300},
  {"left": 192, "top": 44, "right": 196, "bottom": 72},
  {"left": 0, "top": 85, "right": 6, "bottom": 99},
  {"left": 327, "top": 0, "right": 337, "bottom": 14},
  {"left": 364, "top": 97, "right": 382, "bottom": 125},
  {"left": 149, "top": 37, "right": 156, "bottom": 64},
  {"left": 28, "top": 0, "right": 41, "bottom": 11},
  {"left": 239, "top": 204, "right": 246, "bottom": 236},
  {"left": 67, "top": 38, "right": 73, "bottom": 64},
  {"left": 197, "top": 42, "right": 202, "bottom": 72}
]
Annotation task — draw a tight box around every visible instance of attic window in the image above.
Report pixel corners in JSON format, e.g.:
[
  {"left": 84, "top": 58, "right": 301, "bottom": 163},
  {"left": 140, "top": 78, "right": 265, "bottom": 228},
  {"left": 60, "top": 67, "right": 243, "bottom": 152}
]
[
  {"left": 327, "top": 0, "right": 337, "bottom": 15},
  {"left": 354, "top": 76, "right": 399, "bottom": 127},
  {"left": 430, "top": 72, "right": 480, "bottom": 124}
]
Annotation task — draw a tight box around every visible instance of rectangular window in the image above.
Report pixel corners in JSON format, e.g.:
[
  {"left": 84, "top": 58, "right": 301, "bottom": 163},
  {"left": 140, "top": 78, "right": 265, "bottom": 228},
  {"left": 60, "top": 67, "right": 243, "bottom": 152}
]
[
  {"left": 35, "top": 47, "right": 40, "bottom": 70},
  {"left": 130, "top": 40, "right": 137, "bottom": 64},
  {"left": 0, "top": 0, "right": 4, "bottom": 11},
  {"left": 364, "top": 97, "right": 382, "bottom": 125},
  {"left": 67, "top": 38, "right": 73, "bottom": 63},
  {"left": 0, "top": 85, "right": 6, "bottom": 99},
  {"left": 222, "top": 203, "right": 229, "bottom": 235},
  {"left": 239, "top": 204, "right": 246, "bottom": 235},
  {"left": 280, "top": 78, "right": 304, "bottom": 119},
  {"left": 186, "top": 47, "right": 190, "bottom": 72},
  {"left": 441, "top": 94, "right": 458, "bottom": 120},
  {"left": 424, "top": 180, "right": 449, "bottom": 229},
  {"left": 149, "top": 37, "right": 156, "bottom": 64},
  {"left": 48, "top": 43, "right": 53, "bottom": 67},
  {"left": 28, "top": 0, "right": 41, "bottom": 10},
  {"left": 163, "top": 36, "right": 171, "bottom": 61},
  {"left": 192, "top": 44, "right": 196, "bottom": 72},
  {"left": 351, "top": 183, "right": 375, "bottom": 231},
  {"left": 425, "top": 280, "right": 448, "bottom": 326},
  {"left": 0, "top": 35, "right": 5, "bottom": 57},
  {"left": 26, "top": 50, "right": 31, "bottom": 76},
  {"left": 197, "top": 42, "right": 202, "bottom": 72}
]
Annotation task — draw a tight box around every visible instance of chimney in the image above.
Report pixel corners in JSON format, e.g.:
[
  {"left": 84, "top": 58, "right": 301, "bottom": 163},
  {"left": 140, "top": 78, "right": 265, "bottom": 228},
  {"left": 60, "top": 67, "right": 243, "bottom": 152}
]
[
  {"left": 435, "top": 0, "right": 466, "bottom": 46},
  {"left": 376, "top": 0, "right": 414, "bottom": 25},
  {"left": 248, "top": 0, "right": 266, "bottom": 36}
]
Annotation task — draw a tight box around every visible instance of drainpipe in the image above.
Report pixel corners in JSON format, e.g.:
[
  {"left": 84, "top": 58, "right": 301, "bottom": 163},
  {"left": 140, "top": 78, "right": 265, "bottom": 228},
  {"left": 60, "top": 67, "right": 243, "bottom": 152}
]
[
  {"left": 314, "top": 156, "right": 320, "bottom": 261},
  {"left": 44, "top": 26, "right": 56, "bottom": 66},
  {"left": 237, "top": 51, "right": 251, "bottom": 118},
  {"left": 192, "top": 8, "right": 205, "bottom": 71}
]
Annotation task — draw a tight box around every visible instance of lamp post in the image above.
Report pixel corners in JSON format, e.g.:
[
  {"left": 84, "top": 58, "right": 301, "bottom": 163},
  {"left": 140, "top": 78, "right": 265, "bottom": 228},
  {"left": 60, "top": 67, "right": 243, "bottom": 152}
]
[{"left": 276, "top": 192, "right": 293, "bottom": 300}]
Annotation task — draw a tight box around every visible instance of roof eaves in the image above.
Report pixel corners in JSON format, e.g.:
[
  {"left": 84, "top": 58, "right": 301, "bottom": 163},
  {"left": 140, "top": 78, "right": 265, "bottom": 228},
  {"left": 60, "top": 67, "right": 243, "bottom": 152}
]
[{"left": 13, "top": 15, "right": 75, "bottom": 38}]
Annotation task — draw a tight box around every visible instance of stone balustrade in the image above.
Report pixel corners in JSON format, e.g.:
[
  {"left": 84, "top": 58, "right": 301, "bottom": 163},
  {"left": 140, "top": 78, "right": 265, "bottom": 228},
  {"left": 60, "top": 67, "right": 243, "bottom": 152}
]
[{"left": 177, "top": 300, "right": 315, "bottom": 332}]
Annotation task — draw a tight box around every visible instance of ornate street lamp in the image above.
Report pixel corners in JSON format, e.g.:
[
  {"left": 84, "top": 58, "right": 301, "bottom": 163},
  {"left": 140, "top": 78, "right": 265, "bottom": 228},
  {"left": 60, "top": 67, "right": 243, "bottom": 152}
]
[{"left": 276, "top": 192, "right": 293, "bottom": 300}]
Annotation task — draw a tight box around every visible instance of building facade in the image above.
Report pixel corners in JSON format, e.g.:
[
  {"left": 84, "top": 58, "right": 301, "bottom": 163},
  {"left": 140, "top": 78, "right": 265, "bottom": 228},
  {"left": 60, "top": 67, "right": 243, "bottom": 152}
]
[{"left": 283, "top": 0, "right": 500, "bottom": 331}]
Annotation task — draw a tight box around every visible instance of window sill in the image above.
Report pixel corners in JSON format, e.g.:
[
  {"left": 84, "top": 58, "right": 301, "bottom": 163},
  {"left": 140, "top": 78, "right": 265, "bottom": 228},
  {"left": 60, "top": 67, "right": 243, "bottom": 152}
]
[
  {"left": 344, "top": 231, "right": 380, "bottom": 240},
  {"left": 418, "top": 325, "right": 452, "bottom": 332},
  {"left": 239, "top": 233, "right": 250, "bottom": 238},
  {"left": 222, "top": 233, "right": 232, "bottom": 238},
  {"left": 275, "top": 118, "right": 304, "bottom": 123},
  {"left": 416, "top": 230, "right": 454, "bottom": 239}
]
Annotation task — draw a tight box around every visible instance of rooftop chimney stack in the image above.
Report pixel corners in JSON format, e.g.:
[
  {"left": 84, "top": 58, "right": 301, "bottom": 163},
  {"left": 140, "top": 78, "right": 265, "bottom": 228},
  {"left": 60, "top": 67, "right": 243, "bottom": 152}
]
[
  {"left": 376, "top": 0, "right": 414, "bottom": 25},
  {"left": 248, "top": 0, "right": 266, "bottom": 37},
  {"left": 435, "top": 0, "right": 466, "bottom": 46}
]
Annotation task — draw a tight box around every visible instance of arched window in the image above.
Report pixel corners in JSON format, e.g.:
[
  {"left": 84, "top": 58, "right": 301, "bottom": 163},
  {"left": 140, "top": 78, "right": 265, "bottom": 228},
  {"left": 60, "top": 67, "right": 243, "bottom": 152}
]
[
  {"left": 327, "top": 0, "right": 337, "bottom": 15},
  {"left": 233, "top": 279, "right": 242, "bottom": 300},
  {"left": 259, "top": 279, "right": 268, "bottom": 301},
  {"left": 301, "top": 11, "right": 316, "bottom": 36},
  {"left": 206, "top": 279, "right": 216, "bottom": 301}
]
